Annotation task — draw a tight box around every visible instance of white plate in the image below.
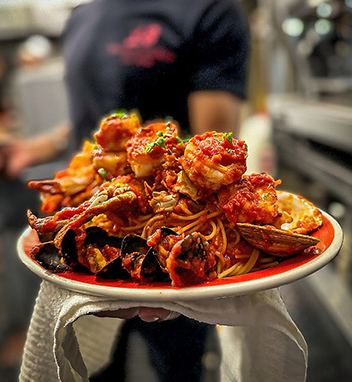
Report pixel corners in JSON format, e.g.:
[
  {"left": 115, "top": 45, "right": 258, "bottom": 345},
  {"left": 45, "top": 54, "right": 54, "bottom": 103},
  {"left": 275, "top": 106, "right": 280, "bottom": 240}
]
[{"left": 17, "top": 211, "right": 343, "bottom": 302}]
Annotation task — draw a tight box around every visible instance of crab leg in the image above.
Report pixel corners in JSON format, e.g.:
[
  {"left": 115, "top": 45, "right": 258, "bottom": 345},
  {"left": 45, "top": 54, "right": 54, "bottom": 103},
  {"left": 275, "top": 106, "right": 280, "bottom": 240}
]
[{"left": 53, "top": 190, "right": 137, "bottom": 248}]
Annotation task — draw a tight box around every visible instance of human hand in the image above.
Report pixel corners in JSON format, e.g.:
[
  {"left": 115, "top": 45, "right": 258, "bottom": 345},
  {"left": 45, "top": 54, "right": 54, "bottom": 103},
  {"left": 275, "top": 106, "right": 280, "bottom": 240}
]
[
  {"left": 1, "top": 138, "right": 34, "bottom": 179},
  {"left": 94, "top": 307, "right": 180, "bottom": 322}
]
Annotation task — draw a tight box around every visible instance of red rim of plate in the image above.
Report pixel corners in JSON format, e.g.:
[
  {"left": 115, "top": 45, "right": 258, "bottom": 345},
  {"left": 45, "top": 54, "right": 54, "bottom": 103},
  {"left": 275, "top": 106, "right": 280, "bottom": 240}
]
[{"left": 17, "top": 210, "right": 343, "bottom": 301}]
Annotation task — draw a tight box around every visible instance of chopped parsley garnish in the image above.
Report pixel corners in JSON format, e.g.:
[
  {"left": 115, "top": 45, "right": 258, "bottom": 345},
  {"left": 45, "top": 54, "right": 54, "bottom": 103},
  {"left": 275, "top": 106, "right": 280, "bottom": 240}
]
[
  {"left": 111, "top": 109, "right": 127, "bottom": 118},
  {"left": 243, "top": 143, "right": 249, "bottom": 159},
  {"left": 98, "top": 168, "right": 108, "bottom": 179},
  {"left": 176, "top": 136, "right": 190, "bottom": 144},
  {"left": 223, "top": 132, "right": 233, "bottom": 145},
  {"left": 145, "top": 131, "right": 167, "bottom": 153},
  {"left": 262, "top": 192, "right": 271, "bottom": 200},
  {"left": 145, "top": 130, "right": 188, "bottom": 153}
]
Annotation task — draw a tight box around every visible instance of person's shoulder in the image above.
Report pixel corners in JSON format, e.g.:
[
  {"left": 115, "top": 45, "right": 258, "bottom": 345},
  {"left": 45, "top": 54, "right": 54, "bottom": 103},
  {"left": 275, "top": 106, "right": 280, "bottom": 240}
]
[
  {"left": 193, "top": 0, "right": 247, "bottom": 33},
  {"left": 188, "top": 0, "right": 245, "bottom": 12},
  {"left": 188, "top": 0, "right": 247, "bottom": 30},
  {"left": 62, "top": 0, "right": 96, "bottom": 38},
  {"left": 69, "top": 0, "right": 96, "bottom": 18}
]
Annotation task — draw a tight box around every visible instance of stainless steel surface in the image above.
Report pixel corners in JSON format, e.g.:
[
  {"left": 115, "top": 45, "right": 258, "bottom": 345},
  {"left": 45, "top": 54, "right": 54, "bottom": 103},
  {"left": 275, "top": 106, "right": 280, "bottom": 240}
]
[
  {"left": 270, "top": 87, "right": 352, "bottom": 382},
  {"left": 273, "top": 131, "right": 352, "bottom": 206},
  {"left": 306, "top": 265, "right": 352, "bottom": 348},
  {"left": 270, "top": 93, "right": 352, "bottom": 153}
]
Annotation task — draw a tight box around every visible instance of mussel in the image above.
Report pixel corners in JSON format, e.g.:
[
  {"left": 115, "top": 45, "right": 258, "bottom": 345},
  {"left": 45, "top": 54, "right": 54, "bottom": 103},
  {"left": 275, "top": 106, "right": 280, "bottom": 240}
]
[
  {"left": 236, "top": 223, "right": 320, "bottom": 257},
  {"left": 31, "top": 242, "right": 70, "bottom": 273},
  {"left": 61, "top": 229, "right": 86, "bottom": 271},
  {"left": 120, "top": 234, "right": 168, "bottom": 283},
  {"left": 166, "top": 232, "right": 217, "bottom": 287},
  {"left": 147, "top": 227, "right": 180, "bottom": 271},
  {"left": 61, "top": 226, "right": 124, "bottom": 273},
  {"left": 96, "top": 256, "right": 130, "bottom": 280}
]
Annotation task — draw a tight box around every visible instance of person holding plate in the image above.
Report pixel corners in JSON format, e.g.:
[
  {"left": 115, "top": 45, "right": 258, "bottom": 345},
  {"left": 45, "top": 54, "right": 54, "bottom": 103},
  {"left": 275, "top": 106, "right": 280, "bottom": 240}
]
[{"left": 1, "top": 0, "right": 250, "bottom": 381}]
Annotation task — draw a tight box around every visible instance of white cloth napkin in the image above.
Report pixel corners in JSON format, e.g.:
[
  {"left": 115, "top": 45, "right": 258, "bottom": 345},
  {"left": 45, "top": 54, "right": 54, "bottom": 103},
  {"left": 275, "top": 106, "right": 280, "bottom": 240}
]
[{"left": 19, "top": 280, "right": 307, "bottom": 382}]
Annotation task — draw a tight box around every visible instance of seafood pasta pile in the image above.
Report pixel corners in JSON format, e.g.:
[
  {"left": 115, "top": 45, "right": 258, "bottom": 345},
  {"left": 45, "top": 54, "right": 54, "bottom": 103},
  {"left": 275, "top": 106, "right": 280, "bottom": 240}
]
[{"left": 28, "top": 113, "right": 323, "bottom": 287}]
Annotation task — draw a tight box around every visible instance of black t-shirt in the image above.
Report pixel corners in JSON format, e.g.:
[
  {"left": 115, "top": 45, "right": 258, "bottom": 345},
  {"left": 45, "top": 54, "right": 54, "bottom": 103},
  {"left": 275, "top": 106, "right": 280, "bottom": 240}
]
[{"left": 63, "top": 0, "right": 249, "bottom": 149}]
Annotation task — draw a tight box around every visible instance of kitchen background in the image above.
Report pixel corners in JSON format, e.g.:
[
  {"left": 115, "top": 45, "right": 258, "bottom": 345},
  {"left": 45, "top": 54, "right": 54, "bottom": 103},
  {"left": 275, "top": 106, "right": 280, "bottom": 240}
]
[{"left": 0, "top": 0, "right": 352, "bottom": 381}]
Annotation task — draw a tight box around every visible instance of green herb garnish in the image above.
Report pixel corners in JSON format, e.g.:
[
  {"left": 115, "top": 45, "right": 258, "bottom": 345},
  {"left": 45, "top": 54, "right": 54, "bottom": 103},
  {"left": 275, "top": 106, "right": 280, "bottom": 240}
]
[
  {"left": 111, "top": 109, "right": 127, "bottom": 118},
  {"left": 98, "top": 168, "right": 108, "bottom": 179},
  {"left": 262, "top": 192, "right": 271, "bottom": 200},
  {"left": 145, "top": 131, "right": 167, "bottom": 153},
  {"left": 145, "top": 130, "right": 189, "bottom": 154},
  {"left": 224, "top": 132, "right": 233, "bottom": 145},
  {"left": 243, "top": 143, "right": 249, "bottom": 159},
  {"left": 176, "top": 136, "right": 190, "bottom": 144}
]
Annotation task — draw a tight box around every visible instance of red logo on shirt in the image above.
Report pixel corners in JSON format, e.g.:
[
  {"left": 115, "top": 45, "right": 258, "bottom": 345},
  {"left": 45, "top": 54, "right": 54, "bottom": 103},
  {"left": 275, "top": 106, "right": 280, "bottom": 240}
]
[{"left": 106, "top": 24, "right": 176, "bottom": 68}]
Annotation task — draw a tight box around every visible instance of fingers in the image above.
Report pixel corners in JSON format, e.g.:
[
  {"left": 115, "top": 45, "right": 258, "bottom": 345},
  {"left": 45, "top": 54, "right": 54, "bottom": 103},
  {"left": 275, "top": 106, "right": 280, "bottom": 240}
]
[
  {"left": 138, "top": 307, "right": 180, "bottom": 322},
  {"left": 93, "top": 307, "right": 140, "bottom": 319},
  {"left": 92, "top": 307, "right": 180, "bottom": 322}
]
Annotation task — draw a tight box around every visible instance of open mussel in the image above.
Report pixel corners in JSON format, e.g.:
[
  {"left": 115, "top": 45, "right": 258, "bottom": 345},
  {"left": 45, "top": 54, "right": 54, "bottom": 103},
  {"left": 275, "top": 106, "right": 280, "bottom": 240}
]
[
  {"left": 236, "top": 223, "right": 320, "bottom": 257},
  {"left": 61, "top": 226, "right": 126, "bottom": 275},
  {"left": 31, "top": 242, "right": 70, "bottom": 273},
  {"left": 88, "top": 226, "right": 129, "bottom": 279},
  {"left": 96, "top": 256, "right": 130, "bottom": 280},
  {"left": 166, "top": 232, "right": 217, "bottom": 287},
  {"left": 147, "top": 227, "right": 180, "bottom": 271},
  {"left": 120, "top": 234, "right": 168, "bottom": 283},
  {"left": 61, "top": 229, "right": 86, "bottom": 271}
]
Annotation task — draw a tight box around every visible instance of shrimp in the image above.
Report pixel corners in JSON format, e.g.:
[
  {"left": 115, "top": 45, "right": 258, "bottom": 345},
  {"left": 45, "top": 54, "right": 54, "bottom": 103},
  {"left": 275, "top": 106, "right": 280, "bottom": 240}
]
[
  {"left": 94, "top": 112, "right": 140, "bottom": 151},
  {"left": 179, "top": 131, "right": 248, "bottom": 195},
  {"left": 28, "top": 114, "right": 139, "bottom": 212},
  {"left": 28, "top": 141, "right": 101, "bottom": 212},
  {"left": 218, "top": 173, "right": 285, "bottom": 226},
  {"left": 125, "top": 122, "right": 180, "bottom": 177}
]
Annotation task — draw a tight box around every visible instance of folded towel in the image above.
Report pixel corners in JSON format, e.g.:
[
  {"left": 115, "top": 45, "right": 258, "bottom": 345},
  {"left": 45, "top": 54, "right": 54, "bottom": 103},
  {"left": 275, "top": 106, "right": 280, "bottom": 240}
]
[{"left": 19, "top": 280, "right": 307, "bottom": 382}]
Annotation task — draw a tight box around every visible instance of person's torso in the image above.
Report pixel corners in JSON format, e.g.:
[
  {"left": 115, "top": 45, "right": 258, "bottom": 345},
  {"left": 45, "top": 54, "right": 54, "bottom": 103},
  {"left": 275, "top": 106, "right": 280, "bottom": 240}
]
[{"left": 64, "top": 0, "right": 210, "bottom": 143}]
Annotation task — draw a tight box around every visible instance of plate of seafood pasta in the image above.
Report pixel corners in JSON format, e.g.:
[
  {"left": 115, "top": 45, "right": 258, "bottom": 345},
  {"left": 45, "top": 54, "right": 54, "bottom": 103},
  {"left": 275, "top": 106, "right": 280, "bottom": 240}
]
[{"left": 17, "top": 112, "right": 344, "bottom": 301}]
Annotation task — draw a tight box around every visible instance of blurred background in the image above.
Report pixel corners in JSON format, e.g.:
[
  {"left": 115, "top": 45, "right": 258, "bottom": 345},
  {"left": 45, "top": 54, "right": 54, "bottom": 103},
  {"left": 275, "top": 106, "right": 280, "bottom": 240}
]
[{"left": 0, "top": 0, "right": 352, "bottom": 381}]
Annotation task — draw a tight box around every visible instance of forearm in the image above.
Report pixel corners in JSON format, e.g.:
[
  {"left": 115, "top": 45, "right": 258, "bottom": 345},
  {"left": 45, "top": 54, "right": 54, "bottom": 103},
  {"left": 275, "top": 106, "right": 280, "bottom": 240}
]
[
  {"left": 3, "top": 122, "right": 71, "bottom": 179},
  {"left": 24, "top": 122, "right": 71, "bottom": 165},
  {"left": 188, "top": 91, "right": 244, "bottom": 138}
]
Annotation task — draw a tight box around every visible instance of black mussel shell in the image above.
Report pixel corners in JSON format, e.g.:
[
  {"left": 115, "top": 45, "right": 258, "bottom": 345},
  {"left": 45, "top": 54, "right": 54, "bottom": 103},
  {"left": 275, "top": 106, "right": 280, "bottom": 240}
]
[
  {"left": 85, "top": 226, "right": 122, "bottom": 248},
  {"left": 159, "top": 227, "right": 178, "bottom": 236},
  {"left": 61, "top": 227, "right": 123, "bottom": 272},
  {"left": 151, "top": 227, "right": 179, "bottom": 271},
  {"left": 140, "top": 248, "right": 170, "bottom": 283},
  {"left": 84, "top": 227, "right": 126, "bottom": 278},
  {"left": 61, "top": 230, "right": 86, "bottom": 271},
  {"left": 176, "top": 232, "right": 209, "bottom": 261},
  {"left": 121, "top": 234, "right": 168, "bottom": 283},
  {"left": 121, "top": 234, "right": 149, "bottom": 258},
  {"left": 96, "top": 256, "right": 130, "bottom": 280},
  {"left": 32, "top": 242, "right": 70, "bottom": 273},
  {"left": 167, "top": 232, "right": 214, "bottom": 287}
]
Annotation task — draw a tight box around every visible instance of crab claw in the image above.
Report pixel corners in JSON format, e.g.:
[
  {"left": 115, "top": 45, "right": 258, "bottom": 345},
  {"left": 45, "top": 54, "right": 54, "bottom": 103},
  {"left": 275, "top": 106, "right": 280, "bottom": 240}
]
[{"left": 53, "top": 190, "right": 138, "bottom": 249}]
